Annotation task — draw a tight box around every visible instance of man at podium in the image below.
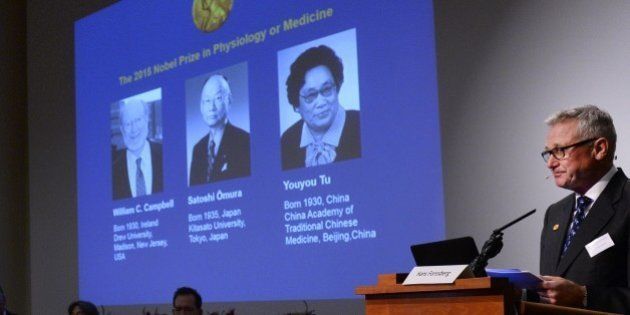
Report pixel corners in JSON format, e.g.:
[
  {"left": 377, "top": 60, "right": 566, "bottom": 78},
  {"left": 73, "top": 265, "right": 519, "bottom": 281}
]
[{"left": 538, "top": 105, "right": 630, "bottom": 313}]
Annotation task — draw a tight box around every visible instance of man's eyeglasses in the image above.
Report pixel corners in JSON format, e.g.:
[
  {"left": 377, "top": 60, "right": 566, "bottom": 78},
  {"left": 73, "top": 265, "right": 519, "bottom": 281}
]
[
  {"left": 202, "top": 92, "right": 229, "bottom": 107},
  {"left": 122, "top": 116, "right": 147, "bottom": 130},
  {"left": 541, "top": 138, "right": 597, "bottom": 163},
  {"left": 300, "top": 83, "right": 336, "bottom": 104}
]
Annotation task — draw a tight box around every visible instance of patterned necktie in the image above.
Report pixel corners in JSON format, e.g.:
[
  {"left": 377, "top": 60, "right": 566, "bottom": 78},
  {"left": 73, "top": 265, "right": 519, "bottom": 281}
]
[
  {"left": 135, "top": 157, "right": 146, "bottom": 196},
  {"left": 561, "top": 196, "right": 592, "bottom": 256},
  {"left": 206, "top": 139, "right": 216, "bottom": 183}
]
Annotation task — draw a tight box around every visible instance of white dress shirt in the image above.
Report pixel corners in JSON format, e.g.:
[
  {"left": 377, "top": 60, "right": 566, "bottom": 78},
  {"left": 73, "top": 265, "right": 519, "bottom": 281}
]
[
  {"left": 125, "top": 140, "right": 153, "bottom": 196},
  {"left": 577, "top": 165, "right": 618, "bottom": 218}
]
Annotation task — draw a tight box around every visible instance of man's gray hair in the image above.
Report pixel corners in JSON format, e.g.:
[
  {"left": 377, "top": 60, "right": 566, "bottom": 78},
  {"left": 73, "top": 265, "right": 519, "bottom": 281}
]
[
  {"left": 119, "top": 98, "right": 150, "bottom": 120},
  {"left": 204, "top": 74, "right": 232, "bottom": 96},
  {"left": 545, "top": 105, "right": 617, "bottom": 155}
]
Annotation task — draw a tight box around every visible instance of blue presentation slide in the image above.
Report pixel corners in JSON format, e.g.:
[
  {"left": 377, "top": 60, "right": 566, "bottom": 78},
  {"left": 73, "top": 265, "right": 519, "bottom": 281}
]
[{"left": 75, "top": 0, "right": 444, "bottom": 305}]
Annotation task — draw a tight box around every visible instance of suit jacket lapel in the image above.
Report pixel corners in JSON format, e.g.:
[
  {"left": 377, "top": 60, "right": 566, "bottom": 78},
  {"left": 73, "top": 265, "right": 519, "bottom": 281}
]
[
  {"left": 216, "top": 123, "right": 232, "bottom": 159},
  {"left": 555, "top": 195, "right": 615, "bottom": 275},
  {"left": 555, "top": 170, "right": 627, "bottom": 275},
  {"left": 546, "top": 197, "right": 574, "bottom": 272},
  {"left": 214, "top": 123, "right": 235, "bottom": 174},
  {"left": 200, "top": 133, "right": 210, "bottom": 158},
  {"left": 121, "top": 150, "right": 132, "bottom": 197}
]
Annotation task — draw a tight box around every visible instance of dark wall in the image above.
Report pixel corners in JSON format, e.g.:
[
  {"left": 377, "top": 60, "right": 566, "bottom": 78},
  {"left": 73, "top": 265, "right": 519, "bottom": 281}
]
[
  {"left": 0, "top": 1, "right": 28, "bottom": 315},
  {"left": 27, "top": 1, "right": 117, "bottom": 314}
]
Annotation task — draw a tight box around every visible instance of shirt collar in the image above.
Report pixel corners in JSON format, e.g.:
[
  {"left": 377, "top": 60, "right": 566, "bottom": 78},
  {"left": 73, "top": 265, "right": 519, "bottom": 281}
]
[
  {"left": 127, "top": 140, "right": 151, "bottom": 162},
  {"left": 300, "top": 105, "right": 346, "bottom": 148},
  {"left": 577, "top": 165, "right": 617, "bottom": 204}
]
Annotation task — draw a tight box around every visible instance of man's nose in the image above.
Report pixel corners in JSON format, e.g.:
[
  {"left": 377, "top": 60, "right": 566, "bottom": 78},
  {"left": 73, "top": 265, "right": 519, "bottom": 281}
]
[
  {"left": 546, "top": 155, "right": 558, "bottom": 169},
  {"left": 129, "top": 121, "right": 139, "bottom": 133},
  {"left": 210, "top": 99, "right": 220, "bottom": 110}
]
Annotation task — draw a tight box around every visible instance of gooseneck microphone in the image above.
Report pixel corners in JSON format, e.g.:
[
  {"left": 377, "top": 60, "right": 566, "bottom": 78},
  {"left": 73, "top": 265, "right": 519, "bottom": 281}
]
[{"left": 469, "top": 209, "right": 536, "bottom": 277}]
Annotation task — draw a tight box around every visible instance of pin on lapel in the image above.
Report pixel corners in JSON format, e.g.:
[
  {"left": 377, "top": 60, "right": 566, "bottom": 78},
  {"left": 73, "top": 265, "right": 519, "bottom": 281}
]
[{"left": 553, "top": 224, "right": 560, "bottom": 231}]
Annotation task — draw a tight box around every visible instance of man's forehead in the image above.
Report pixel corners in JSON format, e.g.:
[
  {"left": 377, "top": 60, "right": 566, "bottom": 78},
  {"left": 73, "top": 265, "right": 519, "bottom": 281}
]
[
  {"left": 202, "top": 77, "right": 227, "bottom": 95},
  {"left": 202, "top": 84, "right": 220, "bottom": 95},
  {"left": 174, "top": 293, "right": 196, "bottom": 305},
  {"left": 545, "top": 121, "right": 580, "bottom": 147},
  {"left": 121, "top": 101, "right": 146, "bottom": 117}
]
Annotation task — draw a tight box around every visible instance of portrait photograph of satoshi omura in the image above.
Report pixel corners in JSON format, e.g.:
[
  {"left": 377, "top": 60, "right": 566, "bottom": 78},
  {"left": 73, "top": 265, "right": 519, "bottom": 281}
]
[
  {"left": 278, "top": 29, "right": 362, "bottom": 170},
  {"left": 186, "top": 62, "right": 251, "bottom": 186},
  {"left": 111, "top": 88, "right": 164, "bottom": 200}
]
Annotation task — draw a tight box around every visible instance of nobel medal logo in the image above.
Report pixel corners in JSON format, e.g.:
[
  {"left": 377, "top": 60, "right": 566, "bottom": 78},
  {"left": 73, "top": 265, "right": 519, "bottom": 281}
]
[{"left": 192, "top": 0, "right": 233, "bottom": 32}]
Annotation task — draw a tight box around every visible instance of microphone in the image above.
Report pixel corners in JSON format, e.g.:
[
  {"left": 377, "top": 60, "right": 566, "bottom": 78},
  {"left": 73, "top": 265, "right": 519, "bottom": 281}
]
[
  {"left": 545, "top": 175, "right": 551, "bottom": 180},
  {"left": 469, "top": 209, "right": 536, "bottom": 277}
]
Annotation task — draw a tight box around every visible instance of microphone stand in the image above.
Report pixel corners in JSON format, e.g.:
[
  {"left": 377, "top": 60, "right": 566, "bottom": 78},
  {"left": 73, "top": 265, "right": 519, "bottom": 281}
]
[{"left": 469, "top": 209, "right": 536, "bottom": 277}]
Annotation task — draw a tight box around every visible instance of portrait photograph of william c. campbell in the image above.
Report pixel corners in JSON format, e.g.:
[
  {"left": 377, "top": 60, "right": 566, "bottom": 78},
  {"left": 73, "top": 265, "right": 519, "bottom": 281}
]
[{"left": 110, "top": 88, "right": 163, "bottom": 200}]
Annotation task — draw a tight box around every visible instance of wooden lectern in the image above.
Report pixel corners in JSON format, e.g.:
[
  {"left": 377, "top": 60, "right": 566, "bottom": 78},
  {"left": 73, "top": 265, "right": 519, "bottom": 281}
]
[
  {"left": 356, "top": 273, "right": 516, "bottom": 315},
  {"left": 356, "top": 274, "right": 619, "bottom": 315}
]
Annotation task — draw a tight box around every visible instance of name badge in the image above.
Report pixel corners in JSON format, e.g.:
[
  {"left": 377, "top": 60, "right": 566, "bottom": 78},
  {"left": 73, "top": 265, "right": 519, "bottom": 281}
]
[
  {"left": 403, "top": 265, "right": 470, "bottom": 285},
  {"left": 585, "top": 233, "right": 614, "bottom": 258}
]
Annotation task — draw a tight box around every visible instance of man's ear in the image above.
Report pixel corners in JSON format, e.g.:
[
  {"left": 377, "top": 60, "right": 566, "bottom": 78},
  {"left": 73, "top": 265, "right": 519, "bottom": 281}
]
[{"left": 593, "top": 137, "right": 609, "bottom": 161}]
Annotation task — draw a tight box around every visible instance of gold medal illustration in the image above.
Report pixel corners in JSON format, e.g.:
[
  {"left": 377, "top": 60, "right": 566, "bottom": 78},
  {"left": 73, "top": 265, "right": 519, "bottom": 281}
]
[{"left": 192, "top": 0, "right": 233, "bottom": 32}]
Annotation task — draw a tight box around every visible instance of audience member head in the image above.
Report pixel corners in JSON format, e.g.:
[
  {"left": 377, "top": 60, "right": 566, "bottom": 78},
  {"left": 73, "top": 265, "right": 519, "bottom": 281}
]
[
  {"left": 172, "top": 286, "right": 202, "bottom": 315},
  {"left": 68, "top": 300, "right": 100, "bottom": 315}
]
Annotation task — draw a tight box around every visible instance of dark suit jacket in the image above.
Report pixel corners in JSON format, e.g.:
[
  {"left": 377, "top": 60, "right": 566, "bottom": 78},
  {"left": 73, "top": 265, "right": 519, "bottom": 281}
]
[
  {"left": 540, "top": 169, "right": 630, "bottom": 313},
  {"left": 112, "top": 141, "right": 163, "bottom": 200},
  {"left": 189, "top": 123, "right": 251, "bottom": 186},
  {"left": 281, "top": 110, "right": 361, "bottom": 170}
]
